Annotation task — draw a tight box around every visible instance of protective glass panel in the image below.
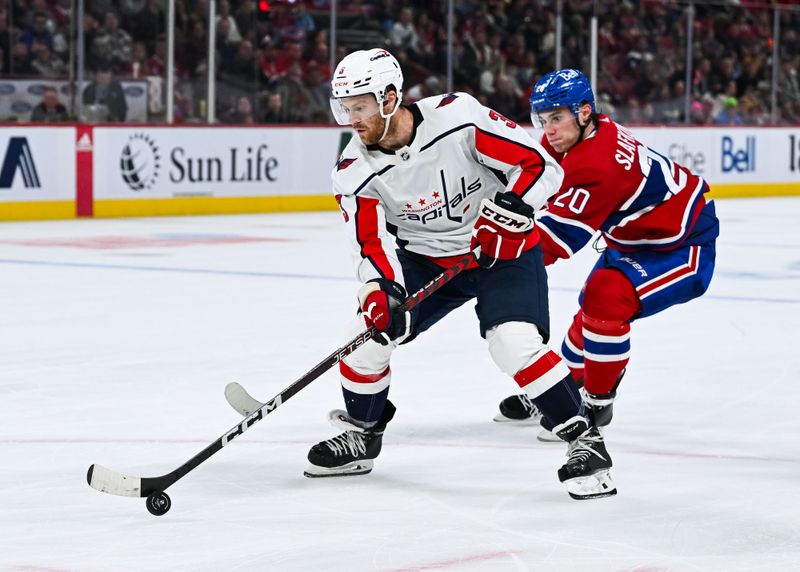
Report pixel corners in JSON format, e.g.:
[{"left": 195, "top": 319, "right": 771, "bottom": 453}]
[
  {"left": 1, "top": 0, "right": 75, "bottom": 122},
  {"left": 217, "top": 0, "right": 331, "bottom": 124},
  {"left": 776, "top": 5, "right": 800, "bottom": 125},
  {"left": 596, "top": 1, "right": 689, "bottom": 125},
  {"left": 693, "top": 2, "right": 773, "bottom": 126}
]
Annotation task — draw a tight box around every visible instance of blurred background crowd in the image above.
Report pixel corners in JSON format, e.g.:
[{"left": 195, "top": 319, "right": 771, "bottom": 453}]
[{"left": 1, "top": 0, "right": 799, "bottom": 125}]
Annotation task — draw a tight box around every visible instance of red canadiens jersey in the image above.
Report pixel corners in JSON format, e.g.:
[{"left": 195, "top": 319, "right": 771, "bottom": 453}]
[
  {"left": 537, "top": 115, "right": 713, "bottom": 265},
  {"left": 332, "top": 92, "right": 563, "bottom": 287}
]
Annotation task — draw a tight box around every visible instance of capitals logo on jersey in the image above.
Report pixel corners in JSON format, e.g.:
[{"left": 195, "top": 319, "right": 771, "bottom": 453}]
[{"left": 397, "top": 171, "right": 483, "bottom": 225}]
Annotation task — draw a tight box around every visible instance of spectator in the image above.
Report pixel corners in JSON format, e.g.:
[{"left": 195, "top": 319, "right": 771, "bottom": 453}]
[
  {"left": 288, "top": 3, "right": 315, "bottom": 44},
  {"left": 305, "top": 38, "right": 330, "bottom": 80},
  {"left": 779, "top": 59, "right": 800, "bottom": 105},
  {"left": 182, "top": 19, "right": 208, "bottom": 79},
  {"left": 1, "top": 9, "right": 14, "bottom": 73},
  {"left": 31, "top": 43, "right": 66, "bottom": 77},
  {"left": 99, "top": 10, "right": 133, "bottom": 71},
  {"left": 31, "top": 86, "right": 69, "bottom": 122},
  {"left": 129, "top": 0, "right": 165, "bottom": 48},
  {"left": 278, "top": 40, "right": 304, "bottom": 73},
  {"left": 275, "top": 62, "right": 315, "bottom": 122},
  {"left": 487, "top": 74, "right": 525, "bottom": 123},
  {"left": 234, "top": 0, "right": 257, "bottom": 42},
  {"left": 225, "top": 39, "right": 257, "bottom": 89},
  {"left": 51, "top": 0, "right": 73, "bottom": 30},
  {"left": 216, "top": 1, "right": 242, "bottom": 44},
  {"left": 713, "top": 96, "right": 744, "bottom": 125},
  {"left": 20, "top": 12, "right": 54, "bottom": 51},
  {"left": 260, "top": 90, "right": 289, "bottom": 123},
  {"left": 173, "top": 81, "right": 198, "bottom": 122},
  {"left": 121, "top": 40, "right": 151, "bottom": 78},
  {"left": 654, "top": 80, "right": 686, "bottom": 124},
  {"left": 147, "top": 34, "right": 181, "bottom": 79},
  {"left": 119, "top": 0, "right": 146, "bottom": 21},
  {"left": 389, "top": 7, "right": 421, "bottom": 57},
  {"left": 83, "top": 63, "right": 128, "bottom": 122},
  {"left": 405, "top": 75, "right": 442, "bottom": 104},
  {"left": 10, "top": 42, "right": 34, "bottom": 75},
  {"left": 304, "top": 62, "right": 331, "bottom": 112},
  {"left": 257, "top": 44, "right": 285, "bottom": 87},
  {"left": 216, "top": 18, "right": 240, "bottom": 68},
  {"left": 223, "top": 95, "right": 255, "bottom": 124}
]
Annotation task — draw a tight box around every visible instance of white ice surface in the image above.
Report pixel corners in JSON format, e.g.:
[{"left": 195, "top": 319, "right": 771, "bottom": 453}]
[{"left": 1, "top": 198, "right": 798, "bottom": 572}]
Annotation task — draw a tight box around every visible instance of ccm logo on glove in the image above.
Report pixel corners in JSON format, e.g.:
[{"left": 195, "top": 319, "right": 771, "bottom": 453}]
[{"left": 470, "top": 192, "right": 536, "bottom": 268}]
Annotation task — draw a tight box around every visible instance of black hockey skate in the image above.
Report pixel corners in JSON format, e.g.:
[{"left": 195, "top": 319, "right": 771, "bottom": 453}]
[
  {"left": 305, "top": 400, "right": 396, "bottom": 478},
  {"left": 553, "top": 416, "right": 616, "bottom": 500},
  {"left": 582, "top": 390, "right": 615, "bottom": 427},
  {"left": 495, "top": 377, "right": 583, "bottom": 424},
  {"left": 493, "top": 394, "right": 542, "bottom": 424},
  {"left": 581, "top": 369, "right": 625, "bottom": 427}
]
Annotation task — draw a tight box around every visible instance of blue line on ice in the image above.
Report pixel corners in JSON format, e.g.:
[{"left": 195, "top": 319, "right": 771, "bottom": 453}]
[{"left": 1, "top": 258, "right": 798, "bottom": 304}]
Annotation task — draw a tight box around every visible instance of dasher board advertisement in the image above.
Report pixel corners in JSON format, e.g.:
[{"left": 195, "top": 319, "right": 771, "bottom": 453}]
[
  {"left": 92, "top": 127, "right": 341, "bottom": 199},
  {"left": 0, "top": 127, "right": 76, "bottom": 202}
]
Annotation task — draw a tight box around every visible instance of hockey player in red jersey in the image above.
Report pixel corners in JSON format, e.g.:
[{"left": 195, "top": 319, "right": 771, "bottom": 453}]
[
  {"left": 306, "top": 49, "right": 617, "bottom": 499},
  {"left": 495, "top": 69, "right": 719, "bottom": 438}
]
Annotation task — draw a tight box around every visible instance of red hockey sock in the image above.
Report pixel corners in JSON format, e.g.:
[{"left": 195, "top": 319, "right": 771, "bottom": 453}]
[
  {"left": 581, "top": 269, "right": 640, "bottom": 396},
  {"left": 561, "top": 310, "right": 585, "bottom": 382}
]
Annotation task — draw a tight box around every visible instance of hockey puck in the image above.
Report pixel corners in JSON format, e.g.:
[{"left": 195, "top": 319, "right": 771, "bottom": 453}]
[{"left": 145, "top": 492, "right": 171, "bottom": 516}]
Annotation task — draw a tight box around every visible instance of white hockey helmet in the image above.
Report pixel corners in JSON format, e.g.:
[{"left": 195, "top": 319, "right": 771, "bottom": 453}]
[{"left": 330, "top": 48, "right": 404, "bottom": 126}]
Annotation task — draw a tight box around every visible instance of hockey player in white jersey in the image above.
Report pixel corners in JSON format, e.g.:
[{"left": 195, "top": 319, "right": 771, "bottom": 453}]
[{"left": 306, "top": 47, "right": 616, "bottom": 499}]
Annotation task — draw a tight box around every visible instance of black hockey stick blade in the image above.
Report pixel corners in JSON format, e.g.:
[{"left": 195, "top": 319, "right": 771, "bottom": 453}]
[{"left": 86, "top": 249, "right": 478, "bottom": 501}]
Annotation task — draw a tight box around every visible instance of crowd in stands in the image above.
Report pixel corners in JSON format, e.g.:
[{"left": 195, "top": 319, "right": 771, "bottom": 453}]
[{"left": 1, "top": 0, "right": 798, "bottom": 125}]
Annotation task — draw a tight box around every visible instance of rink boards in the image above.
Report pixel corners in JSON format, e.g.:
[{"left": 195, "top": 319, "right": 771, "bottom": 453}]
[{"left": 2, "top": 124, "right": 800, "bottom": 220}]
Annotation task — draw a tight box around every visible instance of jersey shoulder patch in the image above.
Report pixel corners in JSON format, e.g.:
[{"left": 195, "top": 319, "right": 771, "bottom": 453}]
[
  {"left": 332, "top": 139, "right": 383, "bottom": 197},
  {"left": 418, "top": 91, "right": 478, "bottom": 116},
  {"left": 435, "top": 93, "right": 459, "bottom": 108},
  {"left": 335, "top": 156, "right": 357, "bottom": 171}
]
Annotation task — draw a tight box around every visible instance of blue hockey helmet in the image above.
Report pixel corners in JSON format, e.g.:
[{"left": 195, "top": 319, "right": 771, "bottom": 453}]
[{"left": 530, "top": 69, "right": 595, "bottom": 119}]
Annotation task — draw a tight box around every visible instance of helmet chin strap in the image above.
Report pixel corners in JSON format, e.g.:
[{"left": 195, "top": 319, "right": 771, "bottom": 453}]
[
  {"left": 574, "top": 114, "right": 594, "bottom": 144},
  {"left": 377, "top": 98, "right": 399, "bottom": 143},
  {"left": 378, "top": 113, "right": 393, "bottom": 143}
]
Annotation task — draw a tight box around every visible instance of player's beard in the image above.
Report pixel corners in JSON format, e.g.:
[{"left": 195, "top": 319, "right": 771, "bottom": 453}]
[{"left": 354, "top": 115, "right": 387, "bottom": 146}]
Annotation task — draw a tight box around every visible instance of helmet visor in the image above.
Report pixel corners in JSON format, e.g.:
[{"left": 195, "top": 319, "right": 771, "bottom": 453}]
[
  {"left": 530, "top": 112, "right": 546, "bottom": 129},
  {"left": 530, "top": 107, "right": 572, "bottom": 129},
  {"left": 329, "top": 95, "right": 382, "bottom": 126}
]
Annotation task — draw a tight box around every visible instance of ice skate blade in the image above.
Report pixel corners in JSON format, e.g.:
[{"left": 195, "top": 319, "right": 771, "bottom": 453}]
[
  {"left": 493, "top": 413, "right": 541, "bottom": 425},
  {"left": 565, "top": 470, "right": 617, "bottom": 500},
  {"left": 304, "top": 460, "right": 374, "bottom": 478},
  {"left": 537, "top": 428, "right": 561, "bottom": 442}
]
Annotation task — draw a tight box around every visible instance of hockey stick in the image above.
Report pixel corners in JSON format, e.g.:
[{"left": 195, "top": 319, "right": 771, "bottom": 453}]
[{"left": 86, "top": 248, "right": 477, "bottom": 514}]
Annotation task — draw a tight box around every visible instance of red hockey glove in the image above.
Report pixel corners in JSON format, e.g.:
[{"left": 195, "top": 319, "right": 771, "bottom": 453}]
[
  {"left": 357, "top": 279, "right": 412, "bottom": 345},
  {"left": 470, "top": 192, "right": 535, "bottom": 268}
]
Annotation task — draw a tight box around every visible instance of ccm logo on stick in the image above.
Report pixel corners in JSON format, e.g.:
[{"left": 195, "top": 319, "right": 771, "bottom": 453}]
[{"left": 221, "top": 396, "right": 283, "bottom": 446}]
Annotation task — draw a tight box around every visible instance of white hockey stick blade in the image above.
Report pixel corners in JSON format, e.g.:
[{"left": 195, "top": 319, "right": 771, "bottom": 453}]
[
  {"left": 225, "top": 382, "right": 265, "bottom": 417},
  {"left": 87, "top": 464, "right": 143, "bottom": 497}
]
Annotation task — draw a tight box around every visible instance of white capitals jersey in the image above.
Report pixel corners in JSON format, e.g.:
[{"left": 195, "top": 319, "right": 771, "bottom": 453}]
[{"left": 332, "top": 92, "right": 564, "bottom": 288}]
